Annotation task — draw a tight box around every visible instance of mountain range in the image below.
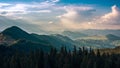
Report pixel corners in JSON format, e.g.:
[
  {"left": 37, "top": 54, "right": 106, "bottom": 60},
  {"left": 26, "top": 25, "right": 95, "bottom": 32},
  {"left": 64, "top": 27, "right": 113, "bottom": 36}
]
[
  {"left": 62, "top": 30, "right": 120, "bottom": 40},
  {"left": 0, "top": 26, "right": 77, "bottom": 53},
  {"left": 0, "top": 26, "right": 120, "bottom": 53}
]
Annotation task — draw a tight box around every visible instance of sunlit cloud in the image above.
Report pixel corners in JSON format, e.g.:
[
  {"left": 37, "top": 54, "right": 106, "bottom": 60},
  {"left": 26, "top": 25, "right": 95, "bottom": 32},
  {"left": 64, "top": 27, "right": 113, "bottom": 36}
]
[
  {"left": 56, "top": 5, "right": 96, "bottom": 30},
  {"left": 55, "top": 5, "right": 120, "bottom": 30},
  {"left": 100, "top": 5, "right": 120, "bottom": 25},
  {"left": 90, "top": 5, "right": 120, "bottom": 29}
]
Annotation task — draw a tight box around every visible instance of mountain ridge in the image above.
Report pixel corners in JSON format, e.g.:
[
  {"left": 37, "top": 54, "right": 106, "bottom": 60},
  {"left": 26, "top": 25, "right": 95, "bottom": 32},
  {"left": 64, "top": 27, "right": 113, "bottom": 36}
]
[
  {"left": 62, "top": 30, "right": 120, "bottom": 40},
  {"left": 0, "top": 26, "right": 120, "bottom": 52},
  {"left": 0, "top": 26, "right": 76, "bottom": 52}
]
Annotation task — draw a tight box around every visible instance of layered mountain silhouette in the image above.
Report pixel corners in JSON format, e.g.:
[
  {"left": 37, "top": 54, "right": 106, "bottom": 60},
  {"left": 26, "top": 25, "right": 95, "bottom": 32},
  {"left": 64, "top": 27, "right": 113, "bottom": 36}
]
[
  {"left": 62, "top": 30, "right": 120, "bottom": 40},
  {"left": 0, "top": 26, "right": 53, "bottom": 52},
  {"left": 0, "top": 26, "right": 76, "bottom": 53},
  {"left": 31, "top": 34, "right": 75, "bottom": 49},
  {"left": 0, "top": 26, "right": 120, "bottom": 53}
]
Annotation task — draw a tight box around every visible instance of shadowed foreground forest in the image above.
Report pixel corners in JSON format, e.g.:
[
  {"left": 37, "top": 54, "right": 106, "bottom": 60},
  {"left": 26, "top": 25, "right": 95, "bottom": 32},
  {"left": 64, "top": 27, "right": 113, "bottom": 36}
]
[{"left": 0, "top": 47, "right": 120, "bottom": 68}]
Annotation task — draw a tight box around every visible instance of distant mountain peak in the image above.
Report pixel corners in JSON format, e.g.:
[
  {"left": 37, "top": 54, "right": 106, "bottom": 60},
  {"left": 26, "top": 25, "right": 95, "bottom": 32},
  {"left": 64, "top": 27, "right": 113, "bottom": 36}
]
[
  {"left": 1, "top": 26, "right": 30, "bottom": 40},
  {"left": 9, "top": 26, "right": 21, "bottom": 29},
  {"left": 2, "top": 26, "right": 24, "bottom": 33}
]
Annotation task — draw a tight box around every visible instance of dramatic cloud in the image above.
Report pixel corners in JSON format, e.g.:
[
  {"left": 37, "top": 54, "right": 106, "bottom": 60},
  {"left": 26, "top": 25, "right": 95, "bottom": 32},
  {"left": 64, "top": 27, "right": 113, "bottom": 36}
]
[
  {"left": 99, "top": 5, "right": 120, "bottom": 25},
  {"left": 57, "top": 5, "right": 96, "bottom": 30},
  {"left": 56, "top": 5, "right": 120, "bottom": 30},
  {"left": 90, "top": 5, "right": 120, "bottom": 29}
]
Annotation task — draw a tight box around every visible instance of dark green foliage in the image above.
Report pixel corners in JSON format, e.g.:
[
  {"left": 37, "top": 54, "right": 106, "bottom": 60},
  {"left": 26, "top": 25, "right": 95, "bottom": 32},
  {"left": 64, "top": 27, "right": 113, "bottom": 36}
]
[
  {"left": 0, "top": 46, "right": 120, "bottom": 68},
  {"left": 10, "top": 40, "right": 51, "bottom": 52}
]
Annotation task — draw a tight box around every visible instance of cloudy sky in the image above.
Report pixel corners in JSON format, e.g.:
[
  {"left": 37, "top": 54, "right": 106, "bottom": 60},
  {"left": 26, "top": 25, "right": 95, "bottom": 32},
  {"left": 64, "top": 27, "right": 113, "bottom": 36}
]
[{"left": 0, "top": 0, "right": 120, "bottom": 34}]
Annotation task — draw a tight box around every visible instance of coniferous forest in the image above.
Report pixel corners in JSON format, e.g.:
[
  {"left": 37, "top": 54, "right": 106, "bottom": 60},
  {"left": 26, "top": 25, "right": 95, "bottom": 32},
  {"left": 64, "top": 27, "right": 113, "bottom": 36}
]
[{"left": 0, "top": 46, "right": 120, "bottom": 68}]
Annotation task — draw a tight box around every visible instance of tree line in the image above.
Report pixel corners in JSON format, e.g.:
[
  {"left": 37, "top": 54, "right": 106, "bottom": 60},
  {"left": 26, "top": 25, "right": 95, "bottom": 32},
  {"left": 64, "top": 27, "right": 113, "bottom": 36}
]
[{"left": 0, "top": 46, "right": 120, "bottom": 68}]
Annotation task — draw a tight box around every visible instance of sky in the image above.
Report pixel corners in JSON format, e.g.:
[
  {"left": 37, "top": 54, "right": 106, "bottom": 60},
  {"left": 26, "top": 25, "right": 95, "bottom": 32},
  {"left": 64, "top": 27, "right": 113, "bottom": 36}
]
[{"left": 0, "top": 0, "right": 120, "bottom": 34}]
